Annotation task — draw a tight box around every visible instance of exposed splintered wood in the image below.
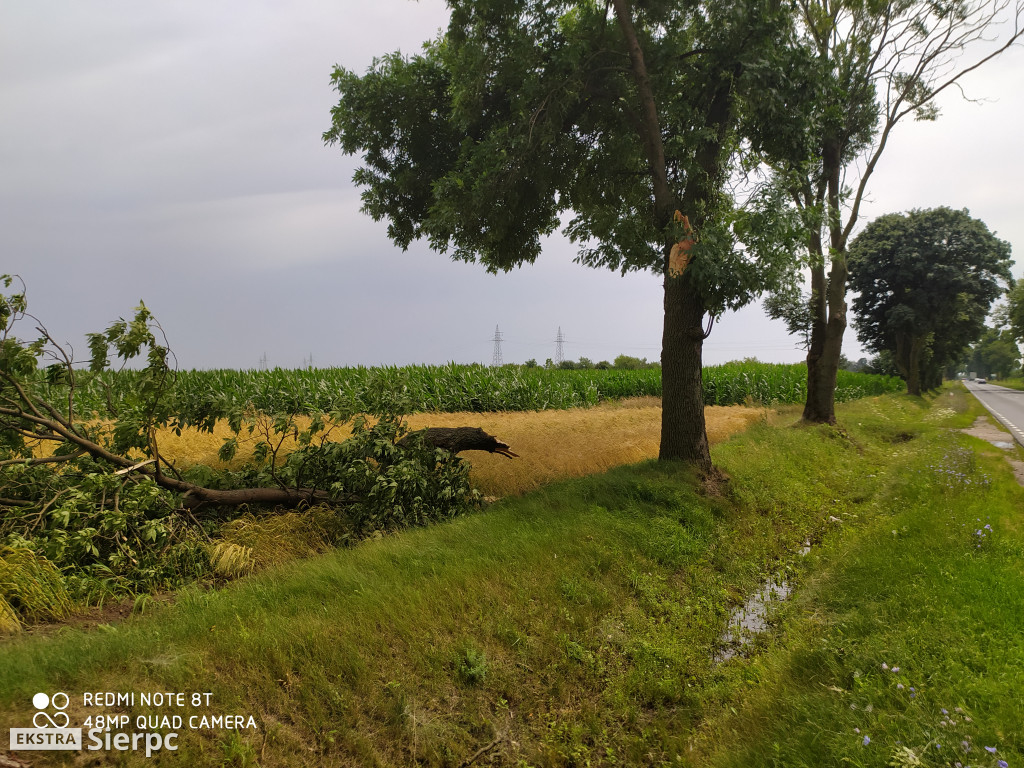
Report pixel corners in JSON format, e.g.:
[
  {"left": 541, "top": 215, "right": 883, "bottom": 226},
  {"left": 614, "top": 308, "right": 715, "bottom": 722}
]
[
  {"left": 399, "top": 427, "right": 519, "bottom": 458},
  {"left": 668, "top": 211, "right": 695, "bottom": 278}
]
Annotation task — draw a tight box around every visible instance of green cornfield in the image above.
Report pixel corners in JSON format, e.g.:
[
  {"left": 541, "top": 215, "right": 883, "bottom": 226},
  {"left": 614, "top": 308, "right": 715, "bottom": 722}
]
[{"left": 43, "top": 362, "right": 903, "bottom": 421}]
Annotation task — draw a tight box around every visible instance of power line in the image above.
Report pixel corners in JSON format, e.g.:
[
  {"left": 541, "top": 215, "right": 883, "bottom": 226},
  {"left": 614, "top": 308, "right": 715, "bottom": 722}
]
[{"left": 491, "top": 325, "right": 504, "bottom": 367}]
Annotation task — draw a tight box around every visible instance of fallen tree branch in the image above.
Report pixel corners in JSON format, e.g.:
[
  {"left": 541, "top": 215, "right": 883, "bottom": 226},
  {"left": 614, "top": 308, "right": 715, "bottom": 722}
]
[
  {"left": 400, "top": 427, "right": 520, "bottom": 458},
  {"left": 4, "top": 296, "right": 516, "bottom": 514},
  {"left": 0, "top": 497, "right": 33, "bottom": 507},
  {"left": 3, "top": 397, "right": 518, "bottom": 512},
  {"left": 0, "top": 451, "right": 85, "bottom": 468}
]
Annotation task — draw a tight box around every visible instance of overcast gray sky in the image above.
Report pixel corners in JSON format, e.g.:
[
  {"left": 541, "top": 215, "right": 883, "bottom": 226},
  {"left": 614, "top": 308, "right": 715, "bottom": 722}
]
[{"left": 2, "top": 1, "right": 1021, "bottom": 370}]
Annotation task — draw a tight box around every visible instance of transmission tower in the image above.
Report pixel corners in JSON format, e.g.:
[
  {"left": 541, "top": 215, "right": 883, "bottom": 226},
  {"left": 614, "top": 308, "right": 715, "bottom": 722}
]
[
  {"left": 554, "top": 326, "right": 565, "bottom": 365},
  {"left": 491, "top": 325, "right": 504, "bottom": 367}
]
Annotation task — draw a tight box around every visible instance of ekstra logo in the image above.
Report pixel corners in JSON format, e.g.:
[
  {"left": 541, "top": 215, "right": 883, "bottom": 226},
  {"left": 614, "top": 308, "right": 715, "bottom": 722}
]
[{"left": 9, "top": 692, "right": 82, "bottom": 751}]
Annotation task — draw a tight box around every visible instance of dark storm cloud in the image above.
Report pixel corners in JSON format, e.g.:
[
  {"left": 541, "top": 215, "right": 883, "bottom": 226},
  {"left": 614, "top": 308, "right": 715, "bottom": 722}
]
[{"left": 2, "top": 2, "right": 1020, "bottom": 370}]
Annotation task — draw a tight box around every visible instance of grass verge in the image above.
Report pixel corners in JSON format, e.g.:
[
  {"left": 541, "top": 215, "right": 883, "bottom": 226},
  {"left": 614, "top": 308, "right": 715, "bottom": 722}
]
[
  {"left": 693, "top": 387, "right": 1024, "bottom": 768},
  {"left": 992, "top": 377, "right": 1024, "bottom": 391},
  {"left": 1, "top": 386, "right": 1021, "bottom": 767}
]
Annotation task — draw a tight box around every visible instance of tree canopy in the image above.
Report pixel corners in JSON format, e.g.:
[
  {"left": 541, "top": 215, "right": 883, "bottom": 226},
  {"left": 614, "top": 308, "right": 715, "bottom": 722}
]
[
  {"left": 325, "top": 0, "right": 811, "bottom": 468},
  {"left": 847, "top": 207, "right": 1013, "bottom": 394}
]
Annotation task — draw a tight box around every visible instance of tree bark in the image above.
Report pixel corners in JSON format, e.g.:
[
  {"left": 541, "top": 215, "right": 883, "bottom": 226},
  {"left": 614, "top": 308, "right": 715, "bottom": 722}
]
[
  {"left": 659, "top": 276, "right": 711, "bottom": 468},
  {"left": 802, "top": 138, "right": 848, "bottom": 424},
  {"left": 658, "top": 76, "right": 735, "bottom": 469},
  {"left": 612, "top": 0, "right": 709, "bottom": 470},
  {"left": 802, "top": 258, "right": 847, "bottom": 424},
  {"left": 895, "top": 333, "right": 924, "bottom": 396}
]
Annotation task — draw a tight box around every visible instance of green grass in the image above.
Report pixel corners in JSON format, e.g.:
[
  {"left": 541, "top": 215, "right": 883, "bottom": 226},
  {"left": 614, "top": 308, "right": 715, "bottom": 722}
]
[
  {"left": 993, "top": 377, "right": 1024, "bottom": 391},
  {"left": 694, "top": 389, "right": 1024, "bottom": 768},
  {"left": 1, "top": 386, "right": 1020, "bottom": 767}
]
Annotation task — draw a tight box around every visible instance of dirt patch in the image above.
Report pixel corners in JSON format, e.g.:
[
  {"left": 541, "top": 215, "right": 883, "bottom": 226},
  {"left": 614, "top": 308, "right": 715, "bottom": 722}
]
[
  {"left": 9, "top": 593, "right": 177, "bottom": 641},
  {"left": 961, "top": 416, "right": 1024, "bottom": 486}
]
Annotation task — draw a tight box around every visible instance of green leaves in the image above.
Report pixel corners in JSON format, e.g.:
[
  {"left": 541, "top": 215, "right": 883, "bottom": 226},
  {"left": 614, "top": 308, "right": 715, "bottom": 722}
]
[
  {"left": 2, "top": 462, "right": 207, "bottom": 603},
  {"left": 685, "top": 183, "right": 810, "bottom": 316},
  {"left": 0, "top": 275, "right": 28, "bottom": 330},
  {"left": 325, "top": 49, "right": 464, "bottom": 253},
  {"left": 86, "top": 302, "right": 164, "bottom": 372},
  {"left": 848, "top": 207, "right": 1014, "bottom": 392},
  {"left": 1006, "top": 281, "right": 1024, "bottom": 346},
  {"left": 326, "top": 0, "right": 809, "bottom": 296}
]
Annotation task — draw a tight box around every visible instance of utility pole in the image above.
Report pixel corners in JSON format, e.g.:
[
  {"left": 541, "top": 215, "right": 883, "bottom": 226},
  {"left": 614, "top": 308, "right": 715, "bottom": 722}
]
[
  {"left": 554, "top": 327, "right": 565, "bottom": 366},
  {"left": 491, "top": 325, "right": 504, "bottom": 367}
]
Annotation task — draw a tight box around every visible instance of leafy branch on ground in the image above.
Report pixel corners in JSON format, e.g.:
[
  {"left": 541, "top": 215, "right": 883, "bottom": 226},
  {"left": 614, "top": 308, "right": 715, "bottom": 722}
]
[{"left": 1, "top": 277, "right": 479, "bottom": 617}]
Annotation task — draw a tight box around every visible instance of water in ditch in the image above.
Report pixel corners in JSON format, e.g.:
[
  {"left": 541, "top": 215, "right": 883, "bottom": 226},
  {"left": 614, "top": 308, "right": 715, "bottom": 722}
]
[{"left": 714, "top": 540, "right": 810, "bottom": 663}]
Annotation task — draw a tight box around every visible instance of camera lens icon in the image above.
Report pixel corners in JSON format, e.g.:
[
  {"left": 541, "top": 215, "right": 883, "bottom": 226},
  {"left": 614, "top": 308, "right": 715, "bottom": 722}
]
[{"left": 32, "top": 692, "right": 70, "bottom": 728}]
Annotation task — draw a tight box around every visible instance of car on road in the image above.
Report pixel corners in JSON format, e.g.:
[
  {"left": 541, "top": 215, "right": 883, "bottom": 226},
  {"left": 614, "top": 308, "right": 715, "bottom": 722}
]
[{"left": 977, "top": 378, "right": 987, "bottom": 384}]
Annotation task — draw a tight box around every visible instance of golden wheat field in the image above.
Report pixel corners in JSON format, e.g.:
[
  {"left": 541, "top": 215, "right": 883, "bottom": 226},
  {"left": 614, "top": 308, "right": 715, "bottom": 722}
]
[{"left": 154, "top": 398, "right": 765, "bottom": 498}]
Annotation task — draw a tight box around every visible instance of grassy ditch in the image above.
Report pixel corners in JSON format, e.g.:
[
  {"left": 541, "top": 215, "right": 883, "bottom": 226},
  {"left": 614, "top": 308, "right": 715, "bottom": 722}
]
[
  {"left": 1, "top": 387, "right": 1021, "bottom": 767},
  {"left": 693, "top": 390, "right": 1024, "bottom": 768}
]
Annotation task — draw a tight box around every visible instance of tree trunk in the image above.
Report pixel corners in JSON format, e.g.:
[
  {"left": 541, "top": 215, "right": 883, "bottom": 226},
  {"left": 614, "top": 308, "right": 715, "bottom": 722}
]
[
  {"left": 803, "top": 258, "right": 847, "bottom": 424},
  {"left": 399, "top": 427, "right": 518, "bottom": 457},
  {"left": 657, "top": 73, "right": 734, "bottom": 468},
  {"left": 613, "top": 0, "right": 706, "bottom": 469},
  {"left": 659, "top": 276, "right": 711, "bottom": 469},
  {"left": 803, "top": 138, "right": 848, "bottom": 424},
  {"left": 895, "top": 333, "right": 924, "bottom": 396}
]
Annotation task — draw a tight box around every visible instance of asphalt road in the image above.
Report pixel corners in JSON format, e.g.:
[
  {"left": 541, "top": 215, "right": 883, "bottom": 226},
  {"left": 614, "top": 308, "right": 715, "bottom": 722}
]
[{"left": 963, "top": 380, "right": 1024, "bottom": 448}]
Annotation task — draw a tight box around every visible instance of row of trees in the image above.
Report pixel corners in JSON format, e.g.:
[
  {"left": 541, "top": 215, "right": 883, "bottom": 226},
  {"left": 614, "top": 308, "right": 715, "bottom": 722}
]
[
  {"left": 522, "top": 354, "right": 658, "bottom": 370},
  {"left": 701, "top": 204, "right": 1017, "bottom": 394},
  {"left": 327, "top": 0, "right": 1023, "bottom": 472}
]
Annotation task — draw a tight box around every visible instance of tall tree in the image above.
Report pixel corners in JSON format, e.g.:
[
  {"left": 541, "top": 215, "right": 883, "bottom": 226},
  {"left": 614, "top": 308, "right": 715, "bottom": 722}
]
[
  {"left": 769, "top": 0, "right": 1023, "bottom": 422},
  {"left": 325, "top": 0, "right": 806, "bottom": 471},
  {"left": 847, "top": 207, "right": 1013, "bottom": 395}
]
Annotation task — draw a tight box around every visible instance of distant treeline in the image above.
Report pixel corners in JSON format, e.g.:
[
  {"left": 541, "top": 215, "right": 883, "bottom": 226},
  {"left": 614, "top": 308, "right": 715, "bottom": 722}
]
[{"left": 524, "top": 354, "right": 660, "bottom": 370}]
